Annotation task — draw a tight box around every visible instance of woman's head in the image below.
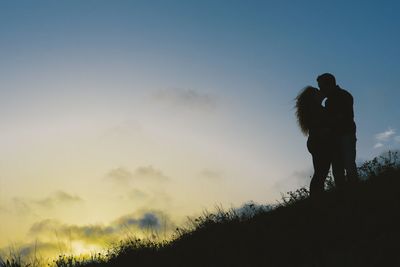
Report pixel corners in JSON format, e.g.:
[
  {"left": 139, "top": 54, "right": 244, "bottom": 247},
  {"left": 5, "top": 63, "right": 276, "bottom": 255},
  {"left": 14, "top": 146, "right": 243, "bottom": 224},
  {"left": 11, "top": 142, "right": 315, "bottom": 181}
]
[{"left": 295, "top": 86, "right": 322, "bottom": 135}]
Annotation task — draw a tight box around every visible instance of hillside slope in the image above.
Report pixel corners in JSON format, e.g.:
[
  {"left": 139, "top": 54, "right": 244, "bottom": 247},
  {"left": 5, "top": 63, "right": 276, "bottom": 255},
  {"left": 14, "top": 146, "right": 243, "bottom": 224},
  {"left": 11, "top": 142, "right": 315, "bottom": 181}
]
[{"left": 93, "top": 164, "right": 400, "bottom": 267}]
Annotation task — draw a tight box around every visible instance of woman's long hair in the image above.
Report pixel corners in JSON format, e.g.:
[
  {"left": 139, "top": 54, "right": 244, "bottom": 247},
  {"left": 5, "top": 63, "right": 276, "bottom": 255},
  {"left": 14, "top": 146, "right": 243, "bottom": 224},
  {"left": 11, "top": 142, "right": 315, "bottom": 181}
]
[{"left": 295, "top": 86, "right": 319, "bottom": 136}]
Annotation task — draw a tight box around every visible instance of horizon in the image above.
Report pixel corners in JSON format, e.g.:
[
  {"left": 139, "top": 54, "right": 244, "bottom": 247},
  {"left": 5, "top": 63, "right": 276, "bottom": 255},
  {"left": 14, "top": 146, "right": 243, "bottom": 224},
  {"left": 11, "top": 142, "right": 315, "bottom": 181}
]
[{"left": 1, "top": 0, "right": 400, "bottom": 259}]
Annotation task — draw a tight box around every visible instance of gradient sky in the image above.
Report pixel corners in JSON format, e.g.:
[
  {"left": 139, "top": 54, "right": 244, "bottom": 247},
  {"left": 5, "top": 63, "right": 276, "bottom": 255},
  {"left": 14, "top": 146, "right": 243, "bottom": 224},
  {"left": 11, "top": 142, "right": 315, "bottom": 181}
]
[{"left": 1, "top": 0, "right": 400, "bottom": 259}]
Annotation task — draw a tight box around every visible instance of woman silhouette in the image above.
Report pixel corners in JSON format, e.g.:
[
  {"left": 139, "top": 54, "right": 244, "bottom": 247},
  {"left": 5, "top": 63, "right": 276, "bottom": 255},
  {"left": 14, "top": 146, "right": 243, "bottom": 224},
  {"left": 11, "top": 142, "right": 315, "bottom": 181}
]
[{"left": 295, "top": 86, "right": 332, "bottom": 198}]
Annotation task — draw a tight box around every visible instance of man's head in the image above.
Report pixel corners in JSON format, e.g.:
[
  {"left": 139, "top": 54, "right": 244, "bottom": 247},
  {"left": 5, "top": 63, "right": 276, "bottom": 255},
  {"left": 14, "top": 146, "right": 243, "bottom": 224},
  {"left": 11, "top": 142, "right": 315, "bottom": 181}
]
[{"left": 317, "top": 73, "right": 336, "bottom": 97}]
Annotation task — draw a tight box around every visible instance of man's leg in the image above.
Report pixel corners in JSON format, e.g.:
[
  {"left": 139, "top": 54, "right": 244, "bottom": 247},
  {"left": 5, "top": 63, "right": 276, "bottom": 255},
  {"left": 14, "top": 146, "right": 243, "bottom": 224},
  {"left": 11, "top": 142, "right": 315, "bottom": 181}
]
[
  {"left": 332, "top": 137, "right": 346, "bottom": 189},
  {"left": 342, "top": 134, "right": 358, "bottom": 184}
]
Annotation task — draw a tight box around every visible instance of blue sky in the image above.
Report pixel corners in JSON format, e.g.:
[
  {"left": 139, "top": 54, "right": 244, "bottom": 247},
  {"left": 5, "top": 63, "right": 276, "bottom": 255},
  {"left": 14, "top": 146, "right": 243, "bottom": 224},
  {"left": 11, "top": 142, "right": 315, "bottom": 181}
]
[{"left": 0, "top": 0, "right": 399, "bottom": 258}]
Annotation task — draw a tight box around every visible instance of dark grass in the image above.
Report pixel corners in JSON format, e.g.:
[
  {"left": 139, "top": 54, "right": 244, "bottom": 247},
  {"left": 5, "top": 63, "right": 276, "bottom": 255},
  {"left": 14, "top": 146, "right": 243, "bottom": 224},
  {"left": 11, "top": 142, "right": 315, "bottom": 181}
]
[{"left": 2, "top": 151, "right": 400, "bottom": 267}]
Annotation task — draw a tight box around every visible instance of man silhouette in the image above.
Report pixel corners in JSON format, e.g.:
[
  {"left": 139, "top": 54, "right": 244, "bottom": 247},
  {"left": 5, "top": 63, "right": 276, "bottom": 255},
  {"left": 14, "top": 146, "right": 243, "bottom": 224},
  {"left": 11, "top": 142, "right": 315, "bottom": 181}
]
[{"left": 317, "top": 73, "right": 358, "bottom": 189}]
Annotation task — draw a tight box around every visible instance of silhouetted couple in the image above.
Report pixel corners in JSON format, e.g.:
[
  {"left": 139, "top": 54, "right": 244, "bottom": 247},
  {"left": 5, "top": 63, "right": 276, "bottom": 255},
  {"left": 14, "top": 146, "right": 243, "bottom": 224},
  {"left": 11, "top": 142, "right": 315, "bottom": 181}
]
[{"left": 295, "top": 73, "right": 358, "bottom": 199}]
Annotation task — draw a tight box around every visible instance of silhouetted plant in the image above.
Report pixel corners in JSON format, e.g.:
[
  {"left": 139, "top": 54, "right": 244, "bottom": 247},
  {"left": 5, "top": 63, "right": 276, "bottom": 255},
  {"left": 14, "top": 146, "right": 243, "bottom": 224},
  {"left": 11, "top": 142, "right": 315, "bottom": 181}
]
[
  {"left": 0, "top": 247, "right": 32, "bottom": 267},
  {"left": 358, "top": 150, "right": 399, "bottom": 178},
  {"left": 0, "top": 258, "right": 23, "bottom": 267},
  {"left": 54, "top": 253, "right": 109, "bottom": 267},
  {"left": 280, "top": 187, "right": 310, "bottom": 205}
]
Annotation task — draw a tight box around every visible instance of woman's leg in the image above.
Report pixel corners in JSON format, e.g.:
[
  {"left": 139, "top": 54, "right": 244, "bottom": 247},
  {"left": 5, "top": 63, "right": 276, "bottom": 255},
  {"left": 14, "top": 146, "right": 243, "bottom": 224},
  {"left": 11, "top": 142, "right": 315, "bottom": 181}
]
[
  {"left": 310, "top": 151, "right": 331, "bottom": 198},
  {"left": 341, "top": 134, "right": 359, "bottom": 184}
]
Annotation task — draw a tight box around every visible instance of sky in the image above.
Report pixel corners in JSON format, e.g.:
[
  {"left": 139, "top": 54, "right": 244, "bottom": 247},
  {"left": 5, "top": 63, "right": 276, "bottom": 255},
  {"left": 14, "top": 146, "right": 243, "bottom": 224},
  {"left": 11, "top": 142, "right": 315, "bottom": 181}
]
[{"left": 1, "top": 0, "right": 400, "bottom": 260}]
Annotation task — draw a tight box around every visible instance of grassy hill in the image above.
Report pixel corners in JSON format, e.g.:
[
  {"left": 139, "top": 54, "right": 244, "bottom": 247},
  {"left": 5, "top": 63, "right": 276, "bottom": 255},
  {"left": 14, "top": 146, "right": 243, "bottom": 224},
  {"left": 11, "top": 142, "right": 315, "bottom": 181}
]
[{"left": 2, "top": 151, "right": 400, "bottom": 267}]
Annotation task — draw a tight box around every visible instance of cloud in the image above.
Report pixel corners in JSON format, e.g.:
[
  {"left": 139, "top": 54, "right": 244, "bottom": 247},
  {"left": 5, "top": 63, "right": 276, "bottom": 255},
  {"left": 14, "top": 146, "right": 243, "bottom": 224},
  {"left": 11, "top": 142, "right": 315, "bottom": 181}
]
[
  {"left": 29, "top": 219, "right": 63, "bottom": 234},
  {"left": 374, "top": 128, "right": 398, "bottom": 149},
  {"left": 126, "top": 188, "right": 149, "bottom": 201},
  {"left": 123, "top": 188, "right": 172, "bottom": 210},
  {"left": 28, "top": 210, "right": 174, "bottom": 246},
  {"left": 1, "top": 192, "right": 83, "bottom": 217},
  {"left": 106, "top": 166, "right": 169, "bottom": 185},
  {"left": 35, "top": 191, "right": 83, "bottom": 208},
  {"left": 374, "top": 142, "right": 384, "bottom": 149},
  {"left": 2, "top": 209, "right": 177, "bottom": 260},
  {"left": 375, "top": 128, "right": 396, "bottom": 141},
  {"left": 29, "top": 219, "right": 116, "bottom": 244},
  {"left": 114, "top": 212, "right": 161, "bottom": 230},
  {"left": 134, "top": 166, "right": 169, "bottom": 181},
  {"left": 106, "top": 167, "right": 134, "bottom": 185},
  {"left": 124, "top": 187, "right": 170, "bottom": 202},
  {"left": 153, "top": 88, "right": 217, "bottom": 110}
]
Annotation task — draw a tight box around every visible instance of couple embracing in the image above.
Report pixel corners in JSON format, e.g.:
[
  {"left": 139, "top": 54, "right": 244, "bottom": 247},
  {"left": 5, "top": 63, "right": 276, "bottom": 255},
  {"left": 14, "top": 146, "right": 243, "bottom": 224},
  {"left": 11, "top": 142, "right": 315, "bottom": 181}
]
[{"left": 295, "top": 73, "right": 358, "bottom": 199}]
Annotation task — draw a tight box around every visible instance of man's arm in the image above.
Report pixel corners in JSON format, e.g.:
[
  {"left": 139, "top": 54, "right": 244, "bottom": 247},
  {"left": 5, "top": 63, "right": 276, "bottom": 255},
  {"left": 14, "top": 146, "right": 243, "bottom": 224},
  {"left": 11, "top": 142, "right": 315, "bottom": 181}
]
[
  {"left": 336, "top": 91, "right": 354, "bottom": 131},
  {"left": 326, "top": 91, "right": 354, "bottom": 131}
]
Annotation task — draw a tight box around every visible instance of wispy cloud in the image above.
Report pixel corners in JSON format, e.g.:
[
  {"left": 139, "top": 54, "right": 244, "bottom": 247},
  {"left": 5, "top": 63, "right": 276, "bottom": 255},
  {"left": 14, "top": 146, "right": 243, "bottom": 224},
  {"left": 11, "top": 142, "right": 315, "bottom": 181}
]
[
  {"left": 122, "top": 188, "right": 172, "bottom": 210},
  {"left": 153, "top": 88, "right": 217, "bottom": 111},
  {"left": 374, "top": 128, "right": 397, "bottom": 149},
  {"left": 106, "top": 166, "right": 169, "bottom": 185},
  {"left": 35, "top": 191, "right": 83, "bottom": 208},
  {"left": 114, "top": 212, "right": 162, "bottom": 230},
  {"left": 134, "top": 166, "right": 169, "bottom": 181},
  {"left": 1, "top": 191, "right": 83, "bottom": 217},
  {"left": 126, "top": 188, "right": 149, "bottom": 201},
  {"left": 106, "top": 167, "right": 134, "bottom": 185},
  {"left": 375, "top": 128, "right": 396, "bottom": 141},
  {"left": 374, "top": 142, "right": 384, "bottom": 149},
  {"left": 0, "top": 208, "right": 176, "bottom": 260},
  {"left": 28, "top": 219, "right": 116, "bottom": 244},
  {"left": 20, "top": 209, "right": 175, "bottom": 257}
]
